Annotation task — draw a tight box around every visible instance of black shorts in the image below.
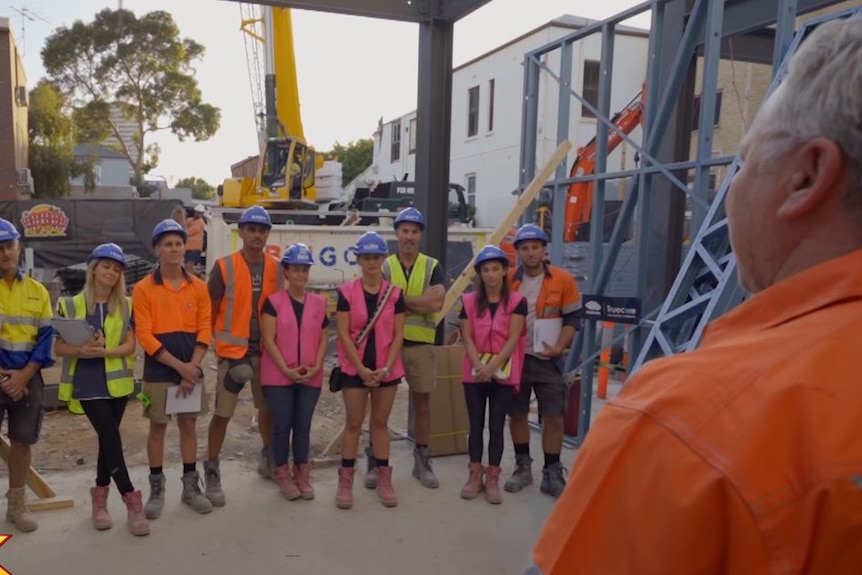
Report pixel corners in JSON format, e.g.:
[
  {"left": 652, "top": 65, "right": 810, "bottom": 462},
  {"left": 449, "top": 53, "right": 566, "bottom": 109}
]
[
  {"left": 0, "top": 373, "right": 45, "bottom": 445},
  {"left": 341, "top": 372, "right": 402, "bottom": 389},
  {"left": 510, "top": 356, "right": 568, "bottom": 417}
]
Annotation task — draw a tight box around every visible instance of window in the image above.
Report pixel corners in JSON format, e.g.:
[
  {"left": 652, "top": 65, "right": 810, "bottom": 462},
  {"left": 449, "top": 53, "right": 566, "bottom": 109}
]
[
  {"left": 488, "top": 79, "right": 496, "bottom": 132},
  {"left": 581, "top": 60, "right": 601, "bottom": 118},
  {"left": 466, "top": 173, "right": 477, "bottom": 206},
  {"left": 391, "top": 121, "right": 401, "bottom": 162},
  {"left": 692, "top": 91, "right": 723, "bottom": 130},
  {"left": 409, "top": 118, "right": 417, "bottom": 154},
  {"left": 467, "top": 86, "right": 480, "bottom": 137}
]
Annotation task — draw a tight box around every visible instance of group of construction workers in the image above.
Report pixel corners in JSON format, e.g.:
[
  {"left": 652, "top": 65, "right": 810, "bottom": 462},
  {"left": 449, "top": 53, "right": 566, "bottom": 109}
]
[{"left": 0, "top": 198, "right": 582, "bottom": 535}]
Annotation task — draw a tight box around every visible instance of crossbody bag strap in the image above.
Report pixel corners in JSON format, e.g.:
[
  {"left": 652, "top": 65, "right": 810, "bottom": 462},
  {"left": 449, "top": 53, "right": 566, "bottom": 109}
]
[{"left": 355, "top": 282, "right": 396, "bottom": 347}]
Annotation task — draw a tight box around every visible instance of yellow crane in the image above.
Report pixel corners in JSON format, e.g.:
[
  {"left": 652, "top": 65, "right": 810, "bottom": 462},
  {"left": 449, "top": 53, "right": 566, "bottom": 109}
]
[{"left": 218, "top": 5, "right": 322, "bottom": 208}]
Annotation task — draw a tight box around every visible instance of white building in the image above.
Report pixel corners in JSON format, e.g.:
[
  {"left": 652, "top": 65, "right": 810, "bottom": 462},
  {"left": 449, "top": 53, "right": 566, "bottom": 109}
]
[
  {"left": 364, "top": 15, "right": 650, "bottom": 227},
  {"left": 69, "top": 143, "right": 137, "bottom": 199},
  {"left": 103, "top": 103, "right": 140, "bottom": 164}
]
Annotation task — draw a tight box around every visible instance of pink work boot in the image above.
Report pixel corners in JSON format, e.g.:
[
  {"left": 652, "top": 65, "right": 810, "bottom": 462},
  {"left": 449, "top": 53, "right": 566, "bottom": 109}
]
[
  {"left": 336, "top": 466, "right": 355, "bottom": 510},
  {"left": 375, "top": 466, "right": 398, "bottom": 508},
  {"left": 484, "top": 465, "right": 503, "bottom": 504},
  {"left": 460, "top": 462, "right": 485, "bottom": 500},
  {"left": 293, "top": 463, "right": 315, "bottom": 500},
  {"left": 121, "top": 490, "right": 150, "bottom": 536},
  {"left": 90, "top": 485, "right": 112, "bottom": 530},
  {"left": 274, "top": 464, "right": 301, "bottom": 501}
]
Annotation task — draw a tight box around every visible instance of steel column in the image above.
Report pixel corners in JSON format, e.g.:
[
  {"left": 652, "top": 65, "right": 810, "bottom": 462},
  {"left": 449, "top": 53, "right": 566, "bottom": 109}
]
[
  {"left": 550, "top": 43, "right": 574, "bottom": 265},
  {"left": 518, "top": 55, "right": 541, "bottom": 225},
  {"left": 415, "top": 20, "right": 454, "bottom": 268},
  {"left": 773, "top": 0, "right": 799, "bottom": 75}
]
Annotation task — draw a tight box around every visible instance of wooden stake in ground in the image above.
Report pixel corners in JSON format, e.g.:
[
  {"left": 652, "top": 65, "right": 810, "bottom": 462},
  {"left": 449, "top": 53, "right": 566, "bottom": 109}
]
[
  {"left": 0, "top": 436, "right": 74, "bottom": 511},
  {"left": 322, "top": 139, "right": 573, "bottom": 456}
]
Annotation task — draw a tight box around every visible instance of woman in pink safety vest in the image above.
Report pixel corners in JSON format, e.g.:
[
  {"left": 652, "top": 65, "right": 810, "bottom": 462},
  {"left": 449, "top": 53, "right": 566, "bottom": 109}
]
[
  {"left": 459, "top": 245, "right": 527, "bottom": 504},
  {"left": 260, "top": 243, "right": 330, "bottom": 501},
  {"left": 335, "top": 231, "right": 406, "bottom": 510}
]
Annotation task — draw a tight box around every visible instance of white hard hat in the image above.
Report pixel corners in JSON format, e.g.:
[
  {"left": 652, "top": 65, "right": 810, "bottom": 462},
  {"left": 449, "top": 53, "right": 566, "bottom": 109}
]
[{"left": 194, "top": 204, "right": 206, "bottom": 213}]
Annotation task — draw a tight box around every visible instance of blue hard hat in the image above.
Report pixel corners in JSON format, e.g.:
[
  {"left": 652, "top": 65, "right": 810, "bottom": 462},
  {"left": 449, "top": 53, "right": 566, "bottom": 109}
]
[
  {"left": 0, "top": 218, "right": 20, "bottom": 243},
  {"left": 281, "top": 243, "right": 314, "bottom": 266},
  {"left": 473, "top": 245, "right": 510, "bottom": 271},
  {"left": 394, "top": 207, "right": 425, "bottom": 230},
  {"left": 90, "top": 243, "right": 127, "bottom": 267},
  {"left": 151, "top": 219, "right": 187, "bottom": 246},
  {"left": 514, "top": 223, "right": 549, "bottom": 246},
  {"left": 352, "top": 231, "right": 388, "bottom": 256},
  {"left": 238, "top": 205, "right": 272, "bottom": 228}
]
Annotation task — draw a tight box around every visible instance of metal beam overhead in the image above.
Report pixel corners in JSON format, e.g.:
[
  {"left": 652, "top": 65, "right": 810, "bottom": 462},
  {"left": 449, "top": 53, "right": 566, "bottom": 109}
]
[
  {"left": 245, "top": 0, "right": 436, "bottom": 23},
  {"left": 696, "top": 0, "right": 844, "bottom": 40},
  {"left": 695, "top": 29, "right": 778, "bottom": 66},
  {"left": 441, "top": 0, "right": 495, "bottom": 22}
]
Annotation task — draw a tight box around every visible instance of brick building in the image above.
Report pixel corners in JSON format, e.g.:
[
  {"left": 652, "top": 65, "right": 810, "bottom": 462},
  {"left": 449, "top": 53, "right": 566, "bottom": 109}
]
[{"left": 0, "top": 18, "right": 28, "bottom": 201}]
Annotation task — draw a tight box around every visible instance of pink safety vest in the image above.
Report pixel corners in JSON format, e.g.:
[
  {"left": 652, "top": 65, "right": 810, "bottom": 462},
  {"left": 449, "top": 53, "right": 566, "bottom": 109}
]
[
  {"left": 260, "top": 290, "right": 328, "bottom": 388},
  {"left": 336, "top": 278, "right": 405, "bottom": 379},
  {"left": 461, "top": 291, "right": 526, "bottom": 388}
]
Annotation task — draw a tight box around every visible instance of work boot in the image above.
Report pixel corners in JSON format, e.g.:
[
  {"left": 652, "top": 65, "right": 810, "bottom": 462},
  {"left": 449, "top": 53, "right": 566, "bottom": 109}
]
[
  {"left": 504, "top": 454, "right": 534, "bottom": 493},
  {"left": 540, "top": 462, "right": 568, "bottom": 498},
  {"left": 412, "top": 446, "right": 440, "bottom": 488},
  {"left": 258, "top": 446, "right": 275, "bottom": 481},
  {"left": 484, "top": 465, "right": 503, "bottom": 504},
  {"left": 336, "top": 466, "right": 355, "bottom": 510},
  {"left": 181, "top": 471, "right": 213, "bottom": 514},
  {"left": 203, "top": 459, "right": 226, "bottom": 507},
  {"left": 121, "top": 490, "right": 150, "bottom": 536},
  {"left": 144, "top": 473, "right": 166, "bottom": 520},
  {"left": 293, "top": 463, "right": 315, "bottom": 500},
  {"left": 375, "top": 466, "right": 398, "bottom": 508},
  {"left": 363, "top": 445, "right": 377, "bottom": 489},
  {"left": 460, "top": 462, "right": 485, "bottom": 500},
  {"left": 90, "top": 485, "right": 112, "bottom": 530},
  {"left": 274, "top": 465, "right": 301, "bottom": 500},
  {"left": 5, "top": 487, "right": 37, "bottom": 532}
]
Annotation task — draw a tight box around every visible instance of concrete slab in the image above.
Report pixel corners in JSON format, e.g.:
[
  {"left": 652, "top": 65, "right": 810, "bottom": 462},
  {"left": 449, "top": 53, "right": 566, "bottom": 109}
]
[{"left": 2, "top": 434, "right": 575, "bottom": 575}]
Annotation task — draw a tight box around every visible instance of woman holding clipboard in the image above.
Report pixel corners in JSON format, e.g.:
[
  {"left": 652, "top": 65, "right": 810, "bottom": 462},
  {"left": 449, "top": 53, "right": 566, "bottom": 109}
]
[
  {"left": 458, "top": 245, "right": 526, "bottom": 505},
  {"left": 54, "top": 243, "right": 148, "bottom": 536}
]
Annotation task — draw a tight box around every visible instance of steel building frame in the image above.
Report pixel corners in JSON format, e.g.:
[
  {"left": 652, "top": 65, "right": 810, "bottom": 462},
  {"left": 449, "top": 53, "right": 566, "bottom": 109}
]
[{"left": 518, "top": 0, "right": 853, "bottom": 445}]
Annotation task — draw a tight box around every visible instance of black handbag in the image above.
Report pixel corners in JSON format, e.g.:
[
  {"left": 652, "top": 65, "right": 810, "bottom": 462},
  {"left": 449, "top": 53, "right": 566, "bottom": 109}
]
[{"left": 329, "top": 283, "right": 395, "bottom": 393}]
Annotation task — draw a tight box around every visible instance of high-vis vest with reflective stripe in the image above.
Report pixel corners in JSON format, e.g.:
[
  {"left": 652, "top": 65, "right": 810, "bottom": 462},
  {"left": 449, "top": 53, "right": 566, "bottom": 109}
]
[
  {"left": 383, "top": 253, "right": 437, "bottom": 343},
  {"left": 260, "top": 290, "right": 327, "bottom": 388},
  {"left": 214, "top": 252, "right": 280, "bottom": 359},
  {"left": 460, "top": 291, "right": 526, "bottom": 389},
  {"left": 58, "top": 294, "right": 135, "bottom": 414},
  {"left": 336, "top": 278, "right": 405, "bottom": 379}
]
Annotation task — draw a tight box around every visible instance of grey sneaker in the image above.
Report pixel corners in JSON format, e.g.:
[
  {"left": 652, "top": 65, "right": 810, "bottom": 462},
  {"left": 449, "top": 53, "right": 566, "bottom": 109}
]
[
  {"left": 504, "top": 454, "right": 534, "bottom": 493},
  {"left": 203, "top": 459, "right": 226, "bottom": 507},
  {"left": 258, "top": 446, "right": 275, "bottom": 481},
  {"left": 181, "top": 471, "right": 214, "bottom": 514},
  {"left": 412, "top": 446, "right": 439, "bottom": 488},
  {"left": 364, "top": 445, "right": 377, "bottom": 489},
  {"left": 144, "top": 473, "right": 166, "bottom": 520},
  {"left": 540, "top": 462, "right": 567, "bottom": 498}
]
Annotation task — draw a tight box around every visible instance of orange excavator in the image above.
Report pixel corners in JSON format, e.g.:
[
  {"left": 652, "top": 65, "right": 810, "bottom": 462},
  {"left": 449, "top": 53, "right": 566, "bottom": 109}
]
[{"left": 563, "top": 84, "right": 646, "bottom": 242}]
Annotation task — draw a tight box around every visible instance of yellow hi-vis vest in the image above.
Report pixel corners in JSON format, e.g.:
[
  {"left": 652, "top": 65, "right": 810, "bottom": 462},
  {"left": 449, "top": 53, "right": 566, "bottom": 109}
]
[
  {"left": 58, "top": 294, "right": 135, "bottom": 414},
  {"left": 383, "top": 253, "right": 437, "bottom": 344}
]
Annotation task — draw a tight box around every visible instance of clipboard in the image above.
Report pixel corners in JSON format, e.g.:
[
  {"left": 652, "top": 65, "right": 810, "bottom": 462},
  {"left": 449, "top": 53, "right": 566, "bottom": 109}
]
[
  {"left": 472, "top": 352, "right": 512, "bottom": 380},
  {"left": 52, "top": 318, "right": 96, "bottom": 347},
  {"left": 165, "top": 384, "right": 203, "bottom": 415}
]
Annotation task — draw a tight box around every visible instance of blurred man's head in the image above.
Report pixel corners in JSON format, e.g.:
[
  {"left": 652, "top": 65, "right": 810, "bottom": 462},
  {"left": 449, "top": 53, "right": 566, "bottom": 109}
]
[{"left": 727, "top": 16, "right": 862, "bottom": 293}]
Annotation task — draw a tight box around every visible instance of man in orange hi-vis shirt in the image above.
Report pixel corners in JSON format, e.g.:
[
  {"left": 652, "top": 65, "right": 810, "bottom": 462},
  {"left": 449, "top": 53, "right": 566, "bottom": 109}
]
[{"left": 526, "top": 14, "right": 862, "bottom": 575}]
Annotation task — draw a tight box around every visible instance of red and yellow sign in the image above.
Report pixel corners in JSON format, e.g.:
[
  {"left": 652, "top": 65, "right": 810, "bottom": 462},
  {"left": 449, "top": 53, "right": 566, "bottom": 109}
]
[
  {"left": 0, "top": 534, "right": 12, "bottom": 575},
  {"left": 21, "top": 203, "right": 70, "bottom": 238}
]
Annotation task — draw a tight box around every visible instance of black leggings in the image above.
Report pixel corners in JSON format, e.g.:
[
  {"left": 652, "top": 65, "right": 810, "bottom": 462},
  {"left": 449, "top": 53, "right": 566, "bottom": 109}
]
[
  {"left": 81, "top": 397, "right": 134, "bottom": 495},
  {"left": 463, "top": 382, "right": 513, "bottom": 467}
]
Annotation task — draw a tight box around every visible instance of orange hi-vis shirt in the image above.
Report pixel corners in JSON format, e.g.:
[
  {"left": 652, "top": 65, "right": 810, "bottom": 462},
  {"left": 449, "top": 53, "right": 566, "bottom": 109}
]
[
  {"left": 530, "top": 248, "right": 862, "bottom": 575},
  {"left": 132, "top": 266, "right": 211, "bottom": 384},
  {"left": 186, "top": 217, "right": 205, "bottom": 251}
]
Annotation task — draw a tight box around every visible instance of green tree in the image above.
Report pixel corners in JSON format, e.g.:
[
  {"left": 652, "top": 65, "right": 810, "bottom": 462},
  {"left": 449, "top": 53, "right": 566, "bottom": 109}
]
[
  {"left": 321, "top": 138, "right": 374, "bottom": 186},
  {"left": 27, "top": 80, "right": 80, "bottom": 198},
  {"left": 176, "top": 176, "right": 215, "bottom": 200},
  {"left": 41, "top": 8, "right": 221, "bottom": 194}
]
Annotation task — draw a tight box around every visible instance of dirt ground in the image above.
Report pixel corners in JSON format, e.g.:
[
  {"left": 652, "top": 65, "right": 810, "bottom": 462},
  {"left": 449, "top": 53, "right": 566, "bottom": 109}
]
[{"left": 25, "top": 347, "right": 411, "bottom": 475}]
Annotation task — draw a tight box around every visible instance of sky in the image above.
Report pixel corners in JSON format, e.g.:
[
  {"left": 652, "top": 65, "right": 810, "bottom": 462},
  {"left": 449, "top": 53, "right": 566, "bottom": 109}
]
[{"left": 6, "top": 0, "right": 649, "bottom": 187}]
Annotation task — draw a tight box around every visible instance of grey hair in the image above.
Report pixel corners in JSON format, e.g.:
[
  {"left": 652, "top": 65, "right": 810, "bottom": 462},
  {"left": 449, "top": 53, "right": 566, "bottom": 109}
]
[{"left": 758, "top": 14, "right": 862, "bottom": 200}]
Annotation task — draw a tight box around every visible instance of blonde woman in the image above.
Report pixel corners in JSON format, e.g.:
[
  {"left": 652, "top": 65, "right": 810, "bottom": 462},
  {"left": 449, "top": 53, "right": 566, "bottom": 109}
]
[{"left": 54, "top": 243, "right": 148, "bottom": 536}]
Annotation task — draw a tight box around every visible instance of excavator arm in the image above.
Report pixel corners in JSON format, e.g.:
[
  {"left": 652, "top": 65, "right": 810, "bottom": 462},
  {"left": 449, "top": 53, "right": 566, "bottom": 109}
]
[{"left": 563, "top": 85, "right": 646, "bottom": 242}]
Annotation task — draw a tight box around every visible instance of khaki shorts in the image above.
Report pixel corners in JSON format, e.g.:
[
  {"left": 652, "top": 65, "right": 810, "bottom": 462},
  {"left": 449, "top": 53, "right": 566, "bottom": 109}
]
[
  {"left": 214, "top": 354, "right": 265, "bottom": 418},
  {"left": 402, "top": 344, "right": 437, "bottom": 394},
  {"left": 141, "top": 380, "right": 209, "bottom": 425}
]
